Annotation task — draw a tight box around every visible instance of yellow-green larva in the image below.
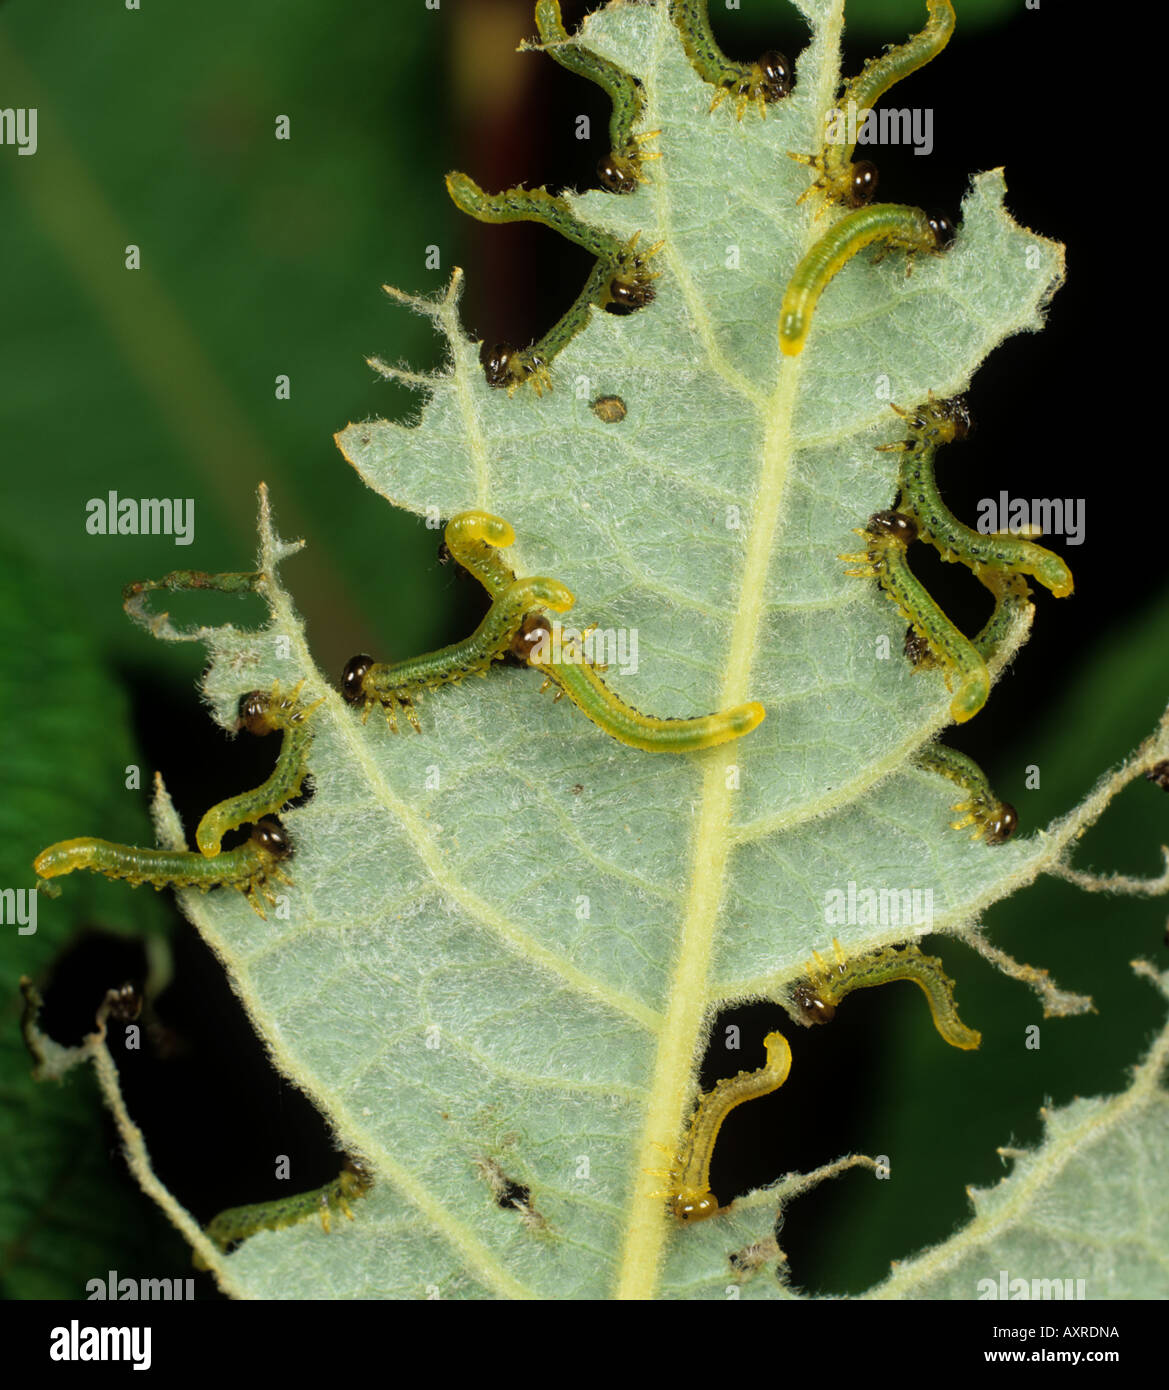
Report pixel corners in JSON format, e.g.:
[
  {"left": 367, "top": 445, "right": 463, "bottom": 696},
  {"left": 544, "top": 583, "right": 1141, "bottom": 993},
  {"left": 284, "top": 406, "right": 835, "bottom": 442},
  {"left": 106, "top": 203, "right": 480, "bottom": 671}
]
[
  {"left": 778, "top": 204, "right": 955, "bottom": 357},
  {"left": 518, "top": 616, "right": 766, "bottom": 754},
  {"left": 194, "top": 680, "right": 323, "bottom": 858},
  {"left": 195, "top": 1159, "right": 372, "bottom": 1267},
  {"left": 445, "top": 172, "right": 659, "bottom": 310},
  {"left": 792, "top": 1, "right": 955, "bottom": 208},
  {"left": 669, "top": 0, "right": 792, "bottom": 118},
  {"left": 342, "top": 512, "right": 574, "bottom": 731},
  {"left": 437, "top": 512, "right": 767, "bottom": 753},
  {"left": 342, "top": 573, "right": 574, "bottom": 732},
  {"left": 534, "top": 0, "right": 653, "bottom": 193},
  {"left": 34, "top": 819, "right": 293, "bottom": 920},
  {"left": 914, "top": 743, "right": 1018, "bottom": 844},
  {"left": 841, "top": 510, "right": 989, "bottom": 723},
  {"left": 667, "top": 1031, "right": 792, "bottom": 1222},
  {"left": 887, "top": 398, "right": 1074, "bottom": 598},
  {"left": 447, "top": 172, "right": 659, "bottom": 391},
  {"left": 790, "top": 939, "right": 980, "bottom": 1049}
]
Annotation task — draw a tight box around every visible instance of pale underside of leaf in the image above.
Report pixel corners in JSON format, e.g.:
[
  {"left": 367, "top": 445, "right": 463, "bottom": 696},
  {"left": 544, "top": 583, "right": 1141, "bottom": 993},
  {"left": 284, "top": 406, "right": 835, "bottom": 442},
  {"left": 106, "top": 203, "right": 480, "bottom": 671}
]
[{"left": 77, "top": 2, "right": 1169, "bottom": 1299}]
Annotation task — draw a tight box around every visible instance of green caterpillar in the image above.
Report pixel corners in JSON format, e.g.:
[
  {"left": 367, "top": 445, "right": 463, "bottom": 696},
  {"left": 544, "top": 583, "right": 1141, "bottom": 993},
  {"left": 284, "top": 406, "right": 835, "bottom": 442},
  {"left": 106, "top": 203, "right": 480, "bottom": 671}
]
[
  {"left": 533, "top": 0, "right": 654, "bottom": 193},
  {"left": 195, "top": 1160, "right": 372, "bottom": 1267},
  {"left": 34, "top": 820, "right": 293, "bottom": 920},
  {"left": 447, "top": 172, "right": 659, "bottom": 392},
  {"left": 791, "top": 1, "right": 956, "bottom": 208},
  {"left": 841, "top": 510, "right": 989, "bottom": 724},
  {"left": 790, "top": 939, "right": 980, "bottom": 1049},
  {"left": 887, "top": 397, "right": 1074, "bottom": 597},
  {"left": 669, "top": 0, "right": 792, "bottom": 118},
  {"left": 195, "top": 680, "right": 323, "bottom": 858},
  {"left": 779, "top": 204, "right": 955, "bottom": 357},
  {"left": 441, "top": 511, "right": 766, "bottom": 754},
  {"left": 914, "top": 743, "right": 1018, "bottom": 844}
]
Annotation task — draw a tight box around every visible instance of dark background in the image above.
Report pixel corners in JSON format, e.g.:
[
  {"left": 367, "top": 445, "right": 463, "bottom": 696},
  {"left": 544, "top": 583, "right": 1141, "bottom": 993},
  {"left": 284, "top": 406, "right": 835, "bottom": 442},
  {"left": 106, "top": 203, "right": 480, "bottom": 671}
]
[{"left": 1, "top": 0, "right": 1163, "bottom": 1299}]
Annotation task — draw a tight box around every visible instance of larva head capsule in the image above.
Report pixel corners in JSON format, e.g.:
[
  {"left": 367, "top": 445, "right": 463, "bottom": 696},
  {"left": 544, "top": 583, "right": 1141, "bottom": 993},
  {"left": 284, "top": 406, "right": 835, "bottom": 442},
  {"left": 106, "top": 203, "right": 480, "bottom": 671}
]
[
  {"left": 757, "top": 50, "right": 793, "bottom": 102},
  {"left": 927, "top": 212, "right": 957, "bottom": 247},
  {"left": 984, "top": 801, "right": 1018, "bottom": 845},
  {"left": 238, "top": 689, "right": 273, "bottom": 736},
  {"left": 511, "top": 612, "right": 553, "bottom": 662},
  {"left": 868, "top": 510, "right": 919, "bottom": 545},
  {"left": 846, "top": 160, "right": 879, "bottom": 207},
  {"left": 598, "top": 153, "right": 639, "bottom": 195},
  {"left": 342, "top": 655, "right": 375, "bottom": 704},
  {"left": 252, "top": 819, "right": 291, "bottom": 860},
  {"left": 479, "top": 341, "right": 517, "bottom": 389},
  {"left": 790, "top": 981, "right": 836, "bottom": 1025},
  {"left": 607, "top": 273, "right": 656, "bottom": 312},
  {"left": 670, "top": 1191, "right": 720, "bottom": 1223}
]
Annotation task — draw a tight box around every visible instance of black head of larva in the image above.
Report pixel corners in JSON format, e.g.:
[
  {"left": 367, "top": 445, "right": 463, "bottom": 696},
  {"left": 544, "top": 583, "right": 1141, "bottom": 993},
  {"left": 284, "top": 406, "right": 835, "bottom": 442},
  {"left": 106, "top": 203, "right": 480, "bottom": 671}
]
[
  {"left": 985, "top": 801, "right": 1018, "bottom": 845},
  {"left": 238, "top": 689, "right": 272, "bottom": 736},
  {"left": 479, "top": 341, "right": 516, "bottom": 388},
  {"left": 342, "top": 654, "right": 374, "bottom": 704},
  {"left": 942, "top": 395, "right": 974, "bottom": 440},
  {"left": 868, "top": 510, "right": 918, "bottom": 545},
  {"left": 252, "top": 819, "right": 291, "bottom": 860},
  {"left": 846, "top": 160, "right": 879, "bottom": 208},
  {"left": 927, "top": 212, "right": 957, "bottom": 248},
  {"left": 607, "top": 274, "right": 655, "bottom": 312},
  {"left": 510, "top": 612, "right": 552, "bottom": 663},
  {"left": 791, "top": 982, "right": 836, "bottom": 1025},
  {"left": 598, "top": 153, "right": 638, "bottom": 195},
  {"left": 757, "top": 50, "right": 792, "bottom": 102}
]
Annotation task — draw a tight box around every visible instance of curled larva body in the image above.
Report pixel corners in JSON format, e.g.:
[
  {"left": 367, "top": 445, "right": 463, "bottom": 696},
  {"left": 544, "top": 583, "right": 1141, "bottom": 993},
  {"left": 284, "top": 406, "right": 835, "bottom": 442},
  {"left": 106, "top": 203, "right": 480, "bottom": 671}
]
[
  {"left": 534, "top": 0, "right": 648, "bottom": 193},
  {"left": 342, "top": 575, "right": 575, "bottom": 731},
  {"left": 914, "top": 743, "right": 1018, "bottom": 844},
  {"left": 792, "top": 940, "right": 980, "bottom": 1050},
  {"left": 669, "top": 1031, "right": 792, "bottom": 1222},
  {"left": 195, "top": 681, "right": 322, "bottom": 858},
  {"left": 842, "top": 511, "right": 989, "bottom": 723},
  {"left": 442, "top": 511, "right": 518, "bottom": 594},
  {"left": 197, "top": 1161, "right": 372, "bottom": 1266},
  {"left": 779, "top": 204, "right": 954, "bottom": 357},
  {"left": 448, "top": 174, "right": 657, "bottom": 390},
  {"left": 34, "top": 820, "right": 292, "bottom": 920},
  {"left": 890, "top": 399, "right": 1074, "bottom": 598},
  {"left": 446, "top": 172, "right": 626, "bottom": 262},
  {"left": 669, "top": 0, "right": 791, "bottom": 117},
  {"left": 809, "top": 2, "right": 955, "bottom": 205},
  {"left": 523, "top": 620, "right": 765, "bottom": 753}
]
